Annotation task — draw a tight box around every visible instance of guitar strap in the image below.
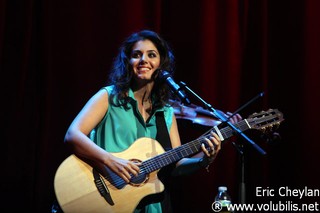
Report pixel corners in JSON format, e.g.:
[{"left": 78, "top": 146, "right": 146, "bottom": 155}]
[
  {"left": 155, "top": 111, "right": 173, "bottom": 213},
  {"left": 155, "top": 111, "right": 172, "bottom": 151}
]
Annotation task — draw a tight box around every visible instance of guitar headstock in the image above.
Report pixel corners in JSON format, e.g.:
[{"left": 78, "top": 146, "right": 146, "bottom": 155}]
[{"left": 247, "top": 109, "right": 284, "bottom": 132}]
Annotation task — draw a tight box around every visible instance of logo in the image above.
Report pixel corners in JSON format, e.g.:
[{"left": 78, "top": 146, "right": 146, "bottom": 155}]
[{"left": 211, "top": 201, "right": 223, "bottom": 212}]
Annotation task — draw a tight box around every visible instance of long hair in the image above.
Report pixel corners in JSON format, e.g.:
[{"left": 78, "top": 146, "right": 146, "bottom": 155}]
[{"left": 108, "top": 30, "right": 175, "bottom": 109}]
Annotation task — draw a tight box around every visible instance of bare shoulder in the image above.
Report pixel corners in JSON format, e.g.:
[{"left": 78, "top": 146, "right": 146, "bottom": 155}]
[
  {"left": 89, "top": 88, "right": 109, "bottom": 104},
  {"left": 79, "top": 89, "right": 110, "bottom": 116}
]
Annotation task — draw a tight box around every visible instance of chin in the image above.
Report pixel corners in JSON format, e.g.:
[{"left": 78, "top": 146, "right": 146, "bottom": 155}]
[{"left": 137, "top": 74, "right": 151, "bottom": 79}]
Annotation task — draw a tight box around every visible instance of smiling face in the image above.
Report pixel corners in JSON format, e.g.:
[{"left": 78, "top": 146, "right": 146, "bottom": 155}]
[{"left": 129, "top": 39, "right": 161, "bottom": 83}]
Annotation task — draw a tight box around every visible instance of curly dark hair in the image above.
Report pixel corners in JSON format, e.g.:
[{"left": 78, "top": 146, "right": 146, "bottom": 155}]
[{"left": 108, "top": 30, "right": 175, "bottom": 110}]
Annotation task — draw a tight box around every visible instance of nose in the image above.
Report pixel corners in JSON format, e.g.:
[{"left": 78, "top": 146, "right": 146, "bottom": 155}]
[{"left": 140, "top": 54, "right": 148, "bottom": 64}]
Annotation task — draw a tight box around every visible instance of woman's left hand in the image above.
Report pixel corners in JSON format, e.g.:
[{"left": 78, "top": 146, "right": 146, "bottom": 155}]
[
  {"left": 199, "top": 112, "right": 242, "bottom": 170},
  {"left": 201, "top": 131, "right": 221, "bottom": 164}
]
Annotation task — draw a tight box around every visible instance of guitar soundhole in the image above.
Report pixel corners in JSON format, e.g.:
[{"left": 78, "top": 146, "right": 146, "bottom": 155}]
[{"left": 129, "top": 159, "right": 149, "bottom": 187}]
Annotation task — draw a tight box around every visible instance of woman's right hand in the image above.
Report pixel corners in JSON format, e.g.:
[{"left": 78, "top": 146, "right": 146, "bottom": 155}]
[{"left": 105, "top": 154, "right": 141, "bottom": 183}]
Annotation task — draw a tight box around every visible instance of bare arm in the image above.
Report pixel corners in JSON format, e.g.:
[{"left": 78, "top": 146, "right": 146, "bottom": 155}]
[{"left": 64, "top": 89, "right": 140, "bottom": 183}]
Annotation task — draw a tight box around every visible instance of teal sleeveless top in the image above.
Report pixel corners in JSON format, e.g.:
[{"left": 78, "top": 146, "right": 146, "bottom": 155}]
[{"left": 90, "top": 85, "right": 174, "bottom": 213}]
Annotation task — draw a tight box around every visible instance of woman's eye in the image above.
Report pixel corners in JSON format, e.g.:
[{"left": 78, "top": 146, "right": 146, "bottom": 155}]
[
  {"left": 149, "top": 53, "right": 157, "bottom": 58},
  {"left": 131, "top": 52, "right": 141, "bottom": 58}
]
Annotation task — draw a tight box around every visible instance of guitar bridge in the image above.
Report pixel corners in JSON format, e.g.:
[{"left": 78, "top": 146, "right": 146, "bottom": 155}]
[{"left": 93, "top": 169, "right": 115, "bottom": 205}]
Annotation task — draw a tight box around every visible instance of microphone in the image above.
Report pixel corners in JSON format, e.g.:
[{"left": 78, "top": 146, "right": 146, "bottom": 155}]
[{"left": 158, "top": 70, "right": 191, "bottom": 105}]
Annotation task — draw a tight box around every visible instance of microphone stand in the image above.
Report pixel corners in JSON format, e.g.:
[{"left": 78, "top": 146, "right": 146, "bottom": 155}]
[
  {"left": 229, "top": 92, "right": 264, "bottom": 209},
  {"left": 232, "top": 141, "right": 246, "bottom": 211},
  {"left": 178, "top": 82, "right": 266, "bottom": 211}
]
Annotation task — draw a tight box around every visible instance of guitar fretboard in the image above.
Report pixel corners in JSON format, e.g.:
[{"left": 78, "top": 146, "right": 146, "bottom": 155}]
[{"left": 142, "top": 119, "right": 251, "bottom": 173}]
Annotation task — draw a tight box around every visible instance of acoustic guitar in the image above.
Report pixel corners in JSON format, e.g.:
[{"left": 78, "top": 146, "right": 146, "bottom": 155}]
[{"left": 54, "top": 109, "right": 283, "bottom": 213}]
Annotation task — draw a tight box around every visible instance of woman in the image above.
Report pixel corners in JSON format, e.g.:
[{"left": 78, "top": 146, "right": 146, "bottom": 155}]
[{"left": 64, "top": 30, "right": 240, "bottom": 212}]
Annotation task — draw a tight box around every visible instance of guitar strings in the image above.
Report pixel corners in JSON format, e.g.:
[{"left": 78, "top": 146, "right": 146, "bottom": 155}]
[
  {"left": 103, "top": 122, "right": 243, "bottom": 187},
  {"left": 102, "top": 115, "right": 276, "bottom": 187},
  {"left": 103, "top": 127, "right": 219, "bottom": 187},
  {"left": 102, "top": 135, "right": 212, "bottom": 188},
  {"left": 103, "top": 121, "right": 249, "bottom": 187},
  {"left": 141, "top": 119, "right": 254, "bottom": 173}
]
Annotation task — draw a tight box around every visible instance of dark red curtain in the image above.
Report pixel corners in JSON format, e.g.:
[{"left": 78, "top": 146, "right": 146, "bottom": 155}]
[{"left": 2, "top": 0, "right": 320, "bottom": 212}]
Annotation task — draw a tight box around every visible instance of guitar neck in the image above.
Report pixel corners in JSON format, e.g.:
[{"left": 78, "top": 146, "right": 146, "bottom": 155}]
[{"left": 142, "top": 119, "right": 251, "bottom": 173}]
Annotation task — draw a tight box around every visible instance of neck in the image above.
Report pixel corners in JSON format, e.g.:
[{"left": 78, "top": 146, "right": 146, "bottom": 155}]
[{"left": 132, "top": 82, "right": 153, "bottom": 103}]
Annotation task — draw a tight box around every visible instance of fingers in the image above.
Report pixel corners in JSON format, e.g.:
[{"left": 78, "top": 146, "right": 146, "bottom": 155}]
[
  {"left": 110, "top": 157, "right": 141, "bottom": 183},
  {"left": 201, "top": 132, "right": 221, "bottom": 157},
  {"left": 210, "top": 132, "right": 221, "bottom": 149},
  {"left": 120, "top": 162, "right": 140, "bottom": 180},
  {"left": 201, "top": 143, "right": 211, "bottom": 157},
  {"left": 117, "top": 166, "right": 132, "bottom": 183},
  {"left": 226, "top": 112, "right": 242, "bottom": 124}
]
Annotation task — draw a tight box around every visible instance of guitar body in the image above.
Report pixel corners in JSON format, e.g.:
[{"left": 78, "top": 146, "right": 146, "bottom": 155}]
[{"left": 54, "top": 137, "right": 166, "bottom": 213}]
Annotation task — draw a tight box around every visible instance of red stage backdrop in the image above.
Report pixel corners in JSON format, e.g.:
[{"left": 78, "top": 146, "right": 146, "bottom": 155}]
[{"left": 1, "top": 0, "right": 320, "bottom": 212}]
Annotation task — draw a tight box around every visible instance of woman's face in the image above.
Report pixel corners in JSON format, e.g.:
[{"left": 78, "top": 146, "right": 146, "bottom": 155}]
[{"left": 129, "top": 39, "right": 161, "bottom": 82}]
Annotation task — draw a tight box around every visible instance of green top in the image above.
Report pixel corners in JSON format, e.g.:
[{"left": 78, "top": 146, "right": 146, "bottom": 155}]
[{"left": 90, "top": 85, "right": 174, "bottom": 213}]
